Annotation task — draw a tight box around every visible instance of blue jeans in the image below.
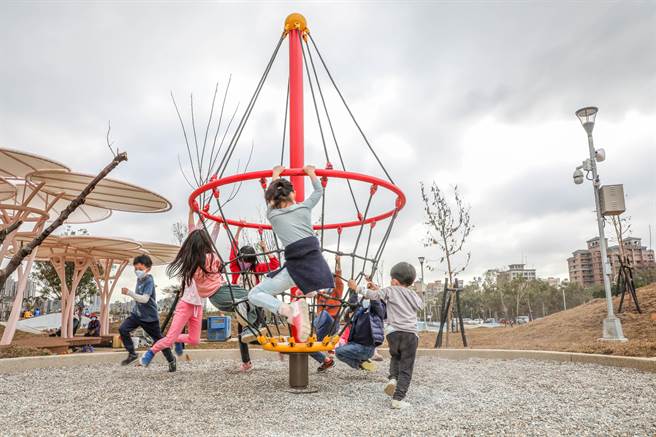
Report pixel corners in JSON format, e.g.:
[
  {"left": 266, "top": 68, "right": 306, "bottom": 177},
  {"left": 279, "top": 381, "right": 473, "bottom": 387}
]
[
  {"left": 335, "top": 343, "right": 376, "bottom": 369},
  {"left": 247, "top": 268, "right": 295, "bottom": 313},
  {"left": 310, "top": 310, "right": 337, "bottom": 364}
]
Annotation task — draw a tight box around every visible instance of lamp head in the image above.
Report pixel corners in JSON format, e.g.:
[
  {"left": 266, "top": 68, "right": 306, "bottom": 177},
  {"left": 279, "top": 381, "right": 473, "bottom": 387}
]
[
  {"left": 576, "top": 106, "right": 598, "bottom": 134},
  {"left": 573, "top": 168, "right": 585, "bottom": 185},
  {"left": 418, "top": 256, "right": 425, "bottom": 264}
]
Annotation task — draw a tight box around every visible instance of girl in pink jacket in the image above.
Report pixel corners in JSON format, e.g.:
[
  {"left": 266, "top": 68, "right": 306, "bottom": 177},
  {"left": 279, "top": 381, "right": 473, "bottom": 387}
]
[{"left": 140, "top": 212, "right": 225, "bottom": 369}]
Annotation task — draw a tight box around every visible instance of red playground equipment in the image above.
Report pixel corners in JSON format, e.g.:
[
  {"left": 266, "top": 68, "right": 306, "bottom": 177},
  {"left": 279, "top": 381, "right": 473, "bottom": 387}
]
[{"left": 187, "top": 13, "right": 405, "bottom": 391}]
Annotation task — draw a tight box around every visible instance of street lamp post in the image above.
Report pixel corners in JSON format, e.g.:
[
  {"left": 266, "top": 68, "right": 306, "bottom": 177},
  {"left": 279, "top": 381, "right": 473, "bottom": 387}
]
[
  {"left": 575, "top": 106, "right": 626, "bottom": 341},
  {"left": 561, "top": 287, "right": 567, "bottom": 311},
  {"left": 418, "top": 256, "right": 426, "bottom": 328}
]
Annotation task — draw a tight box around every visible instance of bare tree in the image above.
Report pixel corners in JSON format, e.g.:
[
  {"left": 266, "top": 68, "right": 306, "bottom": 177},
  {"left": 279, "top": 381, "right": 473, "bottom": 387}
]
[
  {"left": 0, "top": 152, "right": 128, "bottom": 291},
  {"left": 610, "top": 215, "right": 631, "bottom": 267},
  {"left": 421, "top": 182, "right": 473, "bottom": 346},
  {"left": 421, "top": 183, "right": 472, "bottom": 284},
  {"left": 171, "top": 221, "right": 188, "bottom": 245}
]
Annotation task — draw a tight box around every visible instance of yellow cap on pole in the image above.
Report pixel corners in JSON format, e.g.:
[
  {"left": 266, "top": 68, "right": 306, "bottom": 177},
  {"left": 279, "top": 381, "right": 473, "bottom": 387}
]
[{"left": 284, "top": 12, "right": 309, "bottom": 34}]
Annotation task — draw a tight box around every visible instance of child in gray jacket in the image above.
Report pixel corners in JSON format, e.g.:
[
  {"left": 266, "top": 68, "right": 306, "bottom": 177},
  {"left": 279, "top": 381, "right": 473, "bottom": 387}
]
[{"left": 349, "top": 262, "right": 423, "bottom": 409}]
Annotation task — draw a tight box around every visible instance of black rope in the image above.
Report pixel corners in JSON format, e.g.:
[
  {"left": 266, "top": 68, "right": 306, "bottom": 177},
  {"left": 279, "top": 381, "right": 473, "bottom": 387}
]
[
  {"left": 304, "top": 37, "right": 361, "bottom": 217},
  {"left": 350, "top": 189, "right": 375, "bottom": 278},
  {"left": 308, "top": 34, "right": 395, "bottom": 184},
  {"left": 300, "top": 31, "right": 330, "bottom": 164},
  {"left": 361, "top": 224, "right": 374, "bottom": 278},
  {"left": 368, "top": 209, "right": 399, "bottom": 279}
]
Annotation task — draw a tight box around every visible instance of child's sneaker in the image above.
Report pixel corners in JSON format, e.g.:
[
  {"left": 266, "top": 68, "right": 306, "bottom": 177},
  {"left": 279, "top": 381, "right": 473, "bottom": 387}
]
[
  {"left": 139, "top": 349, "right": 154, "bottom": 367},
  {"left": 391, "top": 399, "right": 411, "bottom": 410},
  {"left": 290, "top": 300, "right": 311, "bottom": 341},
  {"left": 240, "top": 361, "right": 254, "bottom": 373},
  {"left": 240, "top": 327, "right": 265, "bottom": 344},
  {"left": 168, "top": 357, "right": 177, "bottom": 373},
  {"left": 174, "top": 342, "right": 184, "bottom": 357},
  {"left": 384, "top": 379, "right": 397, "bottom": 397},
  {"left": 359, "top": 360, "right": 377, "bottom": 372},
  {"left": 317, "top": 357, "right": 334, "bottom": 373},
  {"left": 121, "top": 353, "right": 138, "bottom": 366}
]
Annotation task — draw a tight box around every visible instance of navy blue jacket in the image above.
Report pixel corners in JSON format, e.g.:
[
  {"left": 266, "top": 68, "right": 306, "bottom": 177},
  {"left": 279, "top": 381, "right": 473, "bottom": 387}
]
[
  {"left": 268, "top": 236, "right": 334, "bottom": 293},
  {"left": 348, "top": 300, "right": 385, "bottom": 347}
]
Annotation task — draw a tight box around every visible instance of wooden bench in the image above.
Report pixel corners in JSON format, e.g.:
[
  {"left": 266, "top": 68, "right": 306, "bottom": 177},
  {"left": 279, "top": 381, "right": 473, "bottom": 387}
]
[{"left": 64, "top": 337, "right": 102, "bottom": 347}]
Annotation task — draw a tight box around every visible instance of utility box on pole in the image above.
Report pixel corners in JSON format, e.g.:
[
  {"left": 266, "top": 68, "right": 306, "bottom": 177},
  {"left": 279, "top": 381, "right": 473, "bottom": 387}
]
[{"left": 599, "top": 184, "right": 625, "bottom": 216}]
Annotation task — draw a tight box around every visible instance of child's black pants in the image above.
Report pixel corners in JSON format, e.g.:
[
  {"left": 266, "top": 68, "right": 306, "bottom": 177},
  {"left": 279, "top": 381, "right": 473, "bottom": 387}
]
[
  {"left": 119, "top": 315, "right": 174, "bottom": 362},
  {"left": 387, "top": 331, "right": 418, "bottom": 401}
]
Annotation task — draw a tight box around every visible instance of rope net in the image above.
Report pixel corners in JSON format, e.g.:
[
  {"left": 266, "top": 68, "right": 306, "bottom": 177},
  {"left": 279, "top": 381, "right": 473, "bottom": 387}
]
[{"left": 177, "top": 30, "right": 405, "bottom": 352}]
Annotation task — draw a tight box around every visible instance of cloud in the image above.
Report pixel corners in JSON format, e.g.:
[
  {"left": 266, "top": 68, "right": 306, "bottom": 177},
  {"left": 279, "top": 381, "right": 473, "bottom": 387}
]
[{"left": 1, "top": 2, "right": 654, "bottom": 300}]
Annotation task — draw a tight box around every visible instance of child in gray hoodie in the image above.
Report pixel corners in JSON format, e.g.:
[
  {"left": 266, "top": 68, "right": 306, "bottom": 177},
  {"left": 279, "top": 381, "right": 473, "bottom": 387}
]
[{"left": 349, "top": 262, "right": 423, "bottom": 409}]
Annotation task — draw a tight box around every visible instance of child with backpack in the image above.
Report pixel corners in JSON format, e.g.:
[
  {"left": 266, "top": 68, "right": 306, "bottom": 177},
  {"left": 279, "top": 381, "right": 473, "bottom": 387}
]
[
  {"left": 334, "top": 296, "right": 385, "bottom": 372},
  {"left": 348, "top": 262, "right": 423, "bottom": 409}
]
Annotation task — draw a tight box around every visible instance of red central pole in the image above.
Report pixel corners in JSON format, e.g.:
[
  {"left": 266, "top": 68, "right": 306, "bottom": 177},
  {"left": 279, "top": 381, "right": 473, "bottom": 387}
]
[{"left": 288, "top": 27, "right": 305, "bottom": 202}]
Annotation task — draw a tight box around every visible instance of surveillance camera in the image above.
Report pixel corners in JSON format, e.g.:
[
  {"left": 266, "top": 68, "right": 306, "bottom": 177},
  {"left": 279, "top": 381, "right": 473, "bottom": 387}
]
[
  {"left": 573, "top": 169, "right": 584, "bottom": 185},
  {"left": 595, "top": 148, "right": 606, "bottom": 162}
]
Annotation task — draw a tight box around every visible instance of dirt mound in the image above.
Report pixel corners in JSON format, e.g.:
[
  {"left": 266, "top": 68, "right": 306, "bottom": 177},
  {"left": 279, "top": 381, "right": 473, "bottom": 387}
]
[
  {"left": 0, "top": 345, "right": 51, "bottom": 359},
  {"left": 420, "top": 283, "right": 656, "bottom": 357}
]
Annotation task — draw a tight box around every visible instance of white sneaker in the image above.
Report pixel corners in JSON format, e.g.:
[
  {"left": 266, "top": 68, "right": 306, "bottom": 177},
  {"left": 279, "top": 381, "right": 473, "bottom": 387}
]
[
  {"left": 384, "top": 379, "right": 397, "bottom": 397},
  {"left": 391, "top": 399, "right": 411, "bottom": 409}
]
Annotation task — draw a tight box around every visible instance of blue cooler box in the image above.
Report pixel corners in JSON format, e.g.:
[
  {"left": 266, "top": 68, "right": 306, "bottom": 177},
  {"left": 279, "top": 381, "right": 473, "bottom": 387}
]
[{"left": 207, "top": 316, "right": 232, "bottom": 342}]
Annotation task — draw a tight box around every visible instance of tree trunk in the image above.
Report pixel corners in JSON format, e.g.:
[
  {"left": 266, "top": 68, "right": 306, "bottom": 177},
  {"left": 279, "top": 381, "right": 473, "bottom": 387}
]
[
  {"left": 0, "top": 220, "right": 23, "bottom": 246},
  {"left": 0, "top": 152, "right": 127, "bottom": 292}
]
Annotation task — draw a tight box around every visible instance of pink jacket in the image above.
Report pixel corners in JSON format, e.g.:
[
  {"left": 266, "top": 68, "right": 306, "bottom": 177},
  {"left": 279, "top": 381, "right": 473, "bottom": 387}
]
[{"left": 194, "top": 253, "right": 225, "bottom": 298}]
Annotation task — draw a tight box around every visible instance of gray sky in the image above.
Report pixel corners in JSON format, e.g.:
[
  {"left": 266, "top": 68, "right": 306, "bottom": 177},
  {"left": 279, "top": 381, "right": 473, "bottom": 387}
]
[{"left": 1, "top": 1, "right": 655, "bottom": 300}]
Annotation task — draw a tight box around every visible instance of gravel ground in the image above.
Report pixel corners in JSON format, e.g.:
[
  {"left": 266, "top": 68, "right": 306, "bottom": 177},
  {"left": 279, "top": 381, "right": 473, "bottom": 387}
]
[{"left": 0, "top": 357, "right": 654, "bottom": 436}]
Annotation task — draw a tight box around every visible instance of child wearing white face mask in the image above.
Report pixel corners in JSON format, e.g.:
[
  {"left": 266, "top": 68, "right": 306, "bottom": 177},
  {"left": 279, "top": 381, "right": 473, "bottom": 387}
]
[{"left": 119, "top": 255, "right": 176, "bottom": 371}]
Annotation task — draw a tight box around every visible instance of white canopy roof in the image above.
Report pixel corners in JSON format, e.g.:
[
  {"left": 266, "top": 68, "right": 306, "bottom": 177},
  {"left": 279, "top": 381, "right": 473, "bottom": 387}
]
[
  {"left": 140, "top": 241, "right": 180, "bottom": 266},
  {"left": 0, "top": 148, "right": 70, "bottom": 179},
  {"left": 0, "top": 178, "right": 17, "bottom": 202},
  {"left": 9, "top": 184, "right": 112, "bottom": 224},
  {"left": 27, "top": 170, "right": 172, "bottom": 213}
]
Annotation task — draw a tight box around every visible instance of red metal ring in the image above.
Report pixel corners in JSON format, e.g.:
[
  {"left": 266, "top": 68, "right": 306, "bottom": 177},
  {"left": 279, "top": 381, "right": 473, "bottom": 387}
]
[{"left": 189, "top": 168, "right": 405, "bottom": 231}]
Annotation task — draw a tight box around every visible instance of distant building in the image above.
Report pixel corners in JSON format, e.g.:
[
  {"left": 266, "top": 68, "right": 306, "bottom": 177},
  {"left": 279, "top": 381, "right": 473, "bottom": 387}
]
[
  {"left": 480, "top": 269, "right": 500, "bottom": 285},
  {"left": 497, "top": 264, "right": 537, "bottom": 283},
  {"left": 545, "top": 277, "right": 561, "bottom": 287},
  {"left": 411, "top": 280, "right": 444, "bottom": 301},
  {"left": 87, "top": 294, "right": 102, "bottom": 313},
  {"left": 0, "top": 277, "right": 40, "bottom": 321},
  {"left": 568, "top": 237, "right": 655, "bottom": 287}
]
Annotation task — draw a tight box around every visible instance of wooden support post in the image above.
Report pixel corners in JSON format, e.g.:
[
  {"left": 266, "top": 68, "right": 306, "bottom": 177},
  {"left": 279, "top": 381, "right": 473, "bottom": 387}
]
[
  {"left": 0, "top": 247, "right": 39, "bottom": 345},
  {"left": 91, "top": 258, "right": 129, "bottom": 336}
]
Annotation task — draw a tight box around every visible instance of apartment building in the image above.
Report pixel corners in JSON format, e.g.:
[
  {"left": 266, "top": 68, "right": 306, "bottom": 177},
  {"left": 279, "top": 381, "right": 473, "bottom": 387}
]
[{"left": 568, "top": 237, "right": 655, "bottom": 287}]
